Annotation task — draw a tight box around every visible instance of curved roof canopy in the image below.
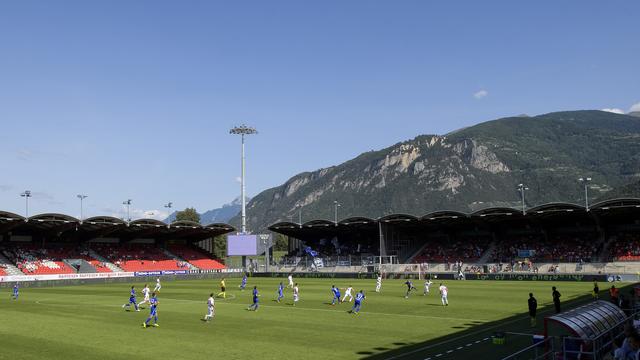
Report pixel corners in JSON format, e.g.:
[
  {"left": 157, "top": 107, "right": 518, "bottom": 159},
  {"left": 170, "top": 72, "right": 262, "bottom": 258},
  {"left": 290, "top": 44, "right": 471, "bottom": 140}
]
[
  {"left": 129, "top": 218, "right": 167, "bottom": 228},
  {"left": 170, "top": 220, "right": 202, "bottom": 229},
  {"left": 339, "top": 217, "right": 375, "bottom": 226},
  {"left": 302, "top": 219, "right": 336, "bottom": 228},
  {"left": 0, "top": 210, "right": 234, "bottom": 242},
  {"left": 546, "top": 300, "right": 626, "bottom": 339},
  {"left": 0, "top": 211, "right": 26, "bottom": 222},
  {"left": 83, "top": 216, "right": 126, "bottom": 226},
  {"left": 421, "top": 211, "right": 467, "bottom": 221},
  {"left": 26, "top": 213, "right": 80, "bottom": 233},
  {"left": 379, "top": 213, "right": 418, "bottom": 223},
  {"left": 205, "top": 223, "right": 236, "bottom": 232},
  {"left": 471, "top": 207, "right": 522, "bottom": 217},
  {"left": 591, "top": 198, "right": 640, "bottom": 210},
  {"left": 527, "top": 202, "right": 585, "bottom": 214},
  {"left": 30, "top": 213, "right": 79, "bottom": 223},
  {"left": 269, "top": 221, "right": 300, "bottom": 231}
]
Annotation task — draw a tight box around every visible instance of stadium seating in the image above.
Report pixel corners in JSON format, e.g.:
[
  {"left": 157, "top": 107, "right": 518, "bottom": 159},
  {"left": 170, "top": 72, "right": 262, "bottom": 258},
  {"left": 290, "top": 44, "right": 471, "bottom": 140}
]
[
  {"left": 168, "top": 245, "right": 226, "bottom": 270},
  {"left": 90, "top": 243, "right": 191, "bottom": 272},
  {"left": 491, "top": 235, "right": 598, "bottom": 263},
  {"left": 2, "top": 244, "right": 77, "bottom": 275},
  {"left": 412, "top": 237, "right": 491, "bottom": 264},
  {"left": 608, "top": 233, "right": 640, "bottom": 261},
  {"left": 0, "top": 244, "right": 114, "bottom": 274},
  {"left": 88, "top": 260, "right": 113, "bottom": 273}
]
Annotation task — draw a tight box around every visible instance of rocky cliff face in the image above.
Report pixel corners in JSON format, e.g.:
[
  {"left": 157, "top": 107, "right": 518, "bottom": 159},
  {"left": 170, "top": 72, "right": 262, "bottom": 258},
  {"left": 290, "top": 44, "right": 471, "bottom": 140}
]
[{"left": 234, "top": 110, "right": 640, "bottom": 231}]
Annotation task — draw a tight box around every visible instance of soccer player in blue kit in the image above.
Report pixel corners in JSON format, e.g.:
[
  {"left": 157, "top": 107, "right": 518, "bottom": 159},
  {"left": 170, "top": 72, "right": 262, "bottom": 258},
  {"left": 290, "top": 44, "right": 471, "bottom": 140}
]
[
  {"left": 349, "top": 290, "right": 366, "bottom": 314},
  {"left": 248, "top": 286, "right": 259, "bottom": 311},
  {"left": 122, "top": 286, "right": 139, "bottom": 311},
  {"left": 331, "top": 285, "right": 342, "bottom": 305},
  {"left": 239, "top": 273, "right": 248, "bottom": 291},
  {"left": 276, "top": 282, "right": 284, "bottom": 303},
  {"left": 143, "top": 293, "right": 159, "bottom": 328},
  {"left": 12, "top": 283, "right": 19, "bottom": 300}
]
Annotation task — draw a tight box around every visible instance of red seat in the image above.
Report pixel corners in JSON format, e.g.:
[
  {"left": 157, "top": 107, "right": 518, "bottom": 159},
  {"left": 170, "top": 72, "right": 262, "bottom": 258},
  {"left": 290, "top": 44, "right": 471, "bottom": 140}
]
[{"left": 167, "top": 245, "right": 226, "bottom": 270}]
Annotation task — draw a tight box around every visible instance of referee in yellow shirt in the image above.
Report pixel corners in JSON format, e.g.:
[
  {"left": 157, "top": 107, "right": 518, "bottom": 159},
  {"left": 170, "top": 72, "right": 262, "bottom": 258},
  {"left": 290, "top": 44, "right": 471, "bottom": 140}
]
[{"left": 216, "top": 278, "right": 227, "bottom": 299}]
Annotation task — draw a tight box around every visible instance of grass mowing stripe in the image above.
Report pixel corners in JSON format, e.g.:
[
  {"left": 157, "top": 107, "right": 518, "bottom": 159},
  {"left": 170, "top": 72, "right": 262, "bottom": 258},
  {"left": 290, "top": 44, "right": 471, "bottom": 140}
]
[{"left": 1, "top": 278, "right": 618, "bottom": 360}]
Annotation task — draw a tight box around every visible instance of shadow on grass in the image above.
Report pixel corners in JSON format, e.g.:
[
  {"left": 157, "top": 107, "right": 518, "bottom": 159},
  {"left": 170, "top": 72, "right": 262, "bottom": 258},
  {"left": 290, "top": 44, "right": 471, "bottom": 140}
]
[{"left": 361, "top": 285, "right": 633, "bottom": 360}]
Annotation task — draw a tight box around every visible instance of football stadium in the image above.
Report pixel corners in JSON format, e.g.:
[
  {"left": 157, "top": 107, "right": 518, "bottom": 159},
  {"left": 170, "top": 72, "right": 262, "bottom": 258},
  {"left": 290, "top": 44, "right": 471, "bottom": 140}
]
[
  {"left": 2, "top": 199, "right": 640, "bottom": 359},
  {"left": 2, "top": 2, "right": 640, "bottom": 360}
]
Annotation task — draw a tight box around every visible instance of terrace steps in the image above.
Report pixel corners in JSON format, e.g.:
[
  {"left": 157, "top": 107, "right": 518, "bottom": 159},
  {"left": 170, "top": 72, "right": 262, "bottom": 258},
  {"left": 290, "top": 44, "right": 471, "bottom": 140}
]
[
  {"left": 0, "top": 253, "right": 24, "bottom": 276},
  {"left": 88, "top": 249, "right": 123, "bottom": 273}
]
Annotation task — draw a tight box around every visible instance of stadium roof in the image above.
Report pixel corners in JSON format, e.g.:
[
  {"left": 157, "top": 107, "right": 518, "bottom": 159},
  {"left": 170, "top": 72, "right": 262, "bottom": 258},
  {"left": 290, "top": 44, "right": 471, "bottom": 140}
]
[
  {"left": 0, "top": 211, "right": 235, "bottom": 242},
  {"left": 545, "top": 300, "right": 626, "bottom": 339},
  {"left": 269, "top": 198, "right": 640, "bottom": 239}
]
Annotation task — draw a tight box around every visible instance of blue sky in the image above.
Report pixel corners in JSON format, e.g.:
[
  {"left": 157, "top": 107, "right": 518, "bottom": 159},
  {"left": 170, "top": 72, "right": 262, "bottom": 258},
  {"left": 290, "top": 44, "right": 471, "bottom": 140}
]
[{"left": 0, "top": 1, "right": 638, "bottom": 220}]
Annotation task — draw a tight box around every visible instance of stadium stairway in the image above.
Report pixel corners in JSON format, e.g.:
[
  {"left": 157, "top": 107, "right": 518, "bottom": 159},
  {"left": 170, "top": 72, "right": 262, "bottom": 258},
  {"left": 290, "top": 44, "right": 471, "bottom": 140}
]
[
  {"left": 87, "top": 249, "right": 123, "bottom": 272},
  {"left": 162, "top": 248, "right": 200, "bottom": 271},
  {"left": 477, "top": 241, "right": 497, "bottom": 263},
  {"left": 405, "top": 242, "right": 430, "bottom": 264},
  {"left": 597, "top": 236, "right": 615, "bottom": 262},
  {"left": 0, "top": 253, "right": 24, "bottom": 275},
  {"left": 64, "top": 259, "right": 96, "bottom": 273}
]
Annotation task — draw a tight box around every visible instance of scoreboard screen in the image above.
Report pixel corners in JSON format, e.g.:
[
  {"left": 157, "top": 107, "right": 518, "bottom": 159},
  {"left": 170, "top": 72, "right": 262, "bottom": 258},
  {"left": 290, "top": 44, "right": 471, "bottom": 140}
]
[{"left": 227, "top": 234, "right": 258, "bottom": 256}]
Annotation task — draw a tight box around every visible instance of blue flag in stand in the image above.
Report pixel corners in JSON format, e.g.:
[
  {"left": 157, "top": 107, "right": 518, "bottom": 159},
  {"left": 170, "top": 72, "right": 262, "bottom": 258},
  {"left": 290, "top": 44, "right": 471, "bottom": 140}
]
[{"left": 304, "top": 246, "right": 318, "bottom": 257}]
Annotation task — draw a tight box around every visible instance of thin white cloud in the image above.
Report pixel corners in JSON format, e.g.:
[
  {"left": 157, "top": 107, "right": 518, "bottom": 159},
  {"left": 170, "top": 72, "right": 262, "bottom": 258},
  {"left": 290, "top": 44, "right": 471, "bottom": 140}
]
[
  {"left": 629, "top": 102, "right": 640, "bottom": 113},
  {"left": 473, "top": 89, "right": 488, "bottom": 99},
  {"left": 31, "top": 191, "right": 55, "bottom": 201},
  {"left": 601, "top": 108, "right": 625, "bottom": 114},
  {"left": 16, "top": 149, "right": 33, "bottom": 161},
  {"left": 112, "top": 206, "right": 169, "bottom": 221}
]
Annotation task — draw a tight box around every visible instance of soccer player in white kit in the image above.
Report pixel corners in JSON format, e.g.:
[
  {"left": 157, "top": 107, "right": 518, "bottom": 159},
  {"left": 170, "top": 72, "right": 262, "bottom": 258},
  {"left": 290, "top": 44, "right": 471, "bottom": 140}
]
[
  {"left": 423, "top": 279, "right": 433, "bottom": 296},
  {"left": 204, "top": 293, "right": 215, "bottom": 321},
  {"left": 288, "top": 274, "right": 294, "bottom": 288},
  {"left": 342, "top": 285, "right": 354, "bottom": 302},
  {"left": 138, "top": 284, "right": 151, "bottom": 307},
  {"left": 439, "top": 283, "right": 449, "bottom": 306},
  {"left": 153, "top": 278, "right": 161, "bottom": 292},
  {"left": 375, "top": 275, "right": 382, "bottom": 292},
  {"left": 292, "top": 283, "right": 299, "bottom": 306}
]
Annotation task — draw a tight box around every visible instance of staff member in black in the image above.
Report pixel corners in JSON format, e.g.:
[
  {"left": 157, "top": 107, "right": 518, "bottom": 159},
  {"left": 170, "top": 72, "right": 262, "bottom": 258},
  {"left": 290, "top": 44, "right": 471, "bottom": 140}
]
[
  {"left": 528, "top": 293, "right": 538, "bottom": 327},
  {"left": 552, "top": 286, "right": 561, "bottom": 313}
]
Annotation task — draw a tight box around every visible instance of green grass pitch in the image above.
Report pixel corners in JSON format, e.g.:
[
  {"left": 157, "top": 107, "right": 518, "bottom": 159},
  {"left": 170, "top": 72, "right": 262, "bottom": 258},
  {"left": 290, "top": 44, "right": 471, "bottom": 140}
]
[{"left": 0, "top": 278, "right": 618, "bottom": 360}]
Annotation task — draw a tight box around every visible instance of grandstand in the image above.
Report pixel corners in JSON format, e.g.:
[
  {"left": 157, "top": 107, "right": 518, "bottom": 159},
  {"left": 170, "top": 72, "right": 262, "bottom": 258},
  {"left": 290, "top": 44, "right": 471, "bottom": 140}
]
[
  {"left": 2, "top": 198, "right": 640, "bottom": 276},
  {"left": 270, "top": 198, "right": 640, "bottom": 274},
  {"left": 0, "top": 211, "right": 234, "bottom": 275}
]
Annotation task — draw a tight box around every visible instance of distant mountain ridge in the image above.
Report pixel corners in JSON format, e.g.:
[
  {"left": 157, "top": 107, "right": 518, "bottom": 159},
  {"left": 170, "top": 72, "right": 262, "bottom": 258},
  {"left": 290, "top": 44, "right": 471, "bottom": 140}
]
[
  {"left": 231, "top": 110, "right": 640, "bottom": 231},
  {"left": 165, "top": 197, "right": 248, "bottom": 225}
]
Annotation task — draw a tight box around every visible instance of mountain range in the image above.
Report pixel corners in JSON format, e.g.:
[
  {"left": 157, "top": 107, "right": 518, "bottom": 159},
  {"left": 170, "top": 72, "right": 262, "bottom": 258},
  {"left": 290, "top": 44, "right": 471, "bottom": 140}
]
[
  {"left": 230, "top": 110, "right": 640, "bottom": 231},
  {"left": 164, "top": 197, "right": 248, "bottom": 225}
]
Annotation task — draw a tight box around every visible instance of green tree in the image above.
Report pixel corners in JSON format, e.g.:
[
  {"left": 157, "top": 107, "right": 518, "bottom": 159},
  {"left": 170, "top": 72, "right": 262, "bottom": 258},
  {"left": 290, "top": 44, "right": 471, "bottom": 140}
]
[
  {"left": 175, "top": 207, "right": 200, "bottom": 223},
  {"left": 273, "top": 234, "right": 289, "bottom": 251},
  {"left": 213, "top": 235, "right": 227, "bottom": 259}
]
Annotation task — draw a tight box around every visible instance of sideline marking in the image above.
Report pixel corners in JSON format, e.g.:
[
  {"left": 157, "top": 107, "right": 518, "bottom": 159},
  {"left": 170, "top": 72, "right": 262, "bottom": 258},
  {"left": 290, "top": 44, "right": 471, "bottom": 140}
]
[{"left": 383, "top": 300, "right": 589, "bottom": 360}]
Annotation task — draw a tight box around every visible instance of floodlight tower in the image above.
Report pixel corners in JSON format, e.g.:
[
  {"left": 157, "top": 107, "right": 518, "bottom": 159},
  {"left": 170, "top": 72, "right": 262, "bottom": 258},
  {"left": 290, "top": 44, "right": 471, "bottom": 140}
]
[
  {"left": 122, "top": 199, "right": 132, "bottom": 222},
  {"left": 77, "top": 194, "right": 88, "bottom": 221},
  {"left": 579, "top": 177, "right": 592, "bottom": 211},
  {"left": 333, "top": 200, "right": 341, "bottom": 225},
  {"left": 164, "top": 202, "right": 173, "bottom": 227},
  {"left": 517, "top": 184, "right": 529, "bottom": 215},
  {"left": 20, "top": 190, "right": 32, "bottom": 217},
  {"left": 230, "top": 125, "right": 258, "bottom": 234}
]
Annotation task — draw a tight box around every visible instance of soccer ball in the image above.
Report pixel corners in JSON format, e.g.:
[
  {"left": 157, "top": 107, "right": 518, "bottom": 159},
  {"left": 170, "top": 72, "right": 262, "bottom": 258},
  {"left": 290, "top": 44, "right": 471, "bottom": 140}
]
[{"left": 433, "top": 275, "right": 438, "bottom": 279}]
